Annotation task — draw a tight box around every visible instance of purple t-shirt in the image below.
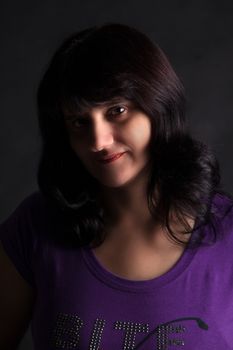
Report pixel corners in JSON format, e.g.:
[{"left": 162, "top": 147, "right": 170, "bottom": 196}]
[{"left": 1, "top": 191, "right": 233, "bottom": 349}]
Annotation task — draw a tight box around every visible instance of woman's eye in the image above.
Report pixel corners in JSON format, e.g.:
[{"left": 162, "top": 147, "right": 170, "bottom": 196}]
[
  {"left": 71, "top": 118, "right": 88, "bottom": 129},
  {"left": 109, "top": 106, "right": 126, "bottom": 116},
  {"left": 68, "top": 106, "right": 126, "bottom": 130}
]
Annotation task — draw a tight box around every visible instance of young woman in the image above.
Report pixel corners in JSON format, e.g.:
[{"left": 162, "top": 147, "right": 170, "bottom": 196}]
[{"left": 1, "top": 23, "right": 233, "bottom": 350}]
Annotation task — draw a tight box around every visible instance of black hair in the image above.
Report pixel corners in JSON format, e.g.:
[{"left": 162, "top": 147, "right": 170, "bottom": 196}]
[{"left": 37, "top": 22, "right": 233, "bottom": 248}]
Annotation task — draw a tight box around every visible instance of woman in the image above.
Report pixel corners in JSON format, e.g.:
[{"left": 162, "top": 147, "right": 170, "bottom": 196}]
[{"left": 1, "top": 23, "right": 233, "bottom": 350}]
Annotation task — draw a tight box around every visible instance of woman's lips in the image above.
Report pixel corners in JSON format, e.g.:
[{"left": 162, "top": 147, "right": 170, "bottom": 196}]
[{"left": 98, "top": 152, "right": 125, "bottom": 164}]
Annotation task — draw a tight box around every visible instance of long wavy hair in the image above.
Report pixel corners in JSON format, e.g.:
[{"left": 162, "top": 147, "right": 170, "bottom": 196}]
[{"left": 37, "top": 22, "right": 233, "bottom": 248}]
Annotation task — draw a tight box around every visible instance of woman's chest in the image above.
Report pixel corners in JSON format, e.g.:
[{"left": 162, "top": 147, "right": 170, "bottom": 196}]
[
  {"left": 31, "top": 253, "right": 233, "bottom": 350},
  {"left": 92, "top": 241, "right": 186, "bottom": 281}
]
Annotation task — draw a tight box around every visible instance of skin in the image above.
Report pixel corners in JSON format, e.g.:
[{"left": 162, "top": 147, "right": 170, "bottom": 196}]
[
  {"left": 65, "top": 95, "right": 156, "bottom": 234},
  {"left": 64, "top": 98, "right": 154, "bottom": 227},
  {"left": 64, "top": 98, "right": 152, "bottom": 188},
  {"left": 64, "top": 97, "right": 194, "bottom": 280}
]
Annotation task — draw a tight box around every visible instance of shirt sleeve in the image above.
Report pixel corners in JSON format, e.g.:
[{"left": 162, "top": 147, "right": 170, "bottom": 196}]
[{"left": 0, "top": 192, "right": 42, "bottom": 286}]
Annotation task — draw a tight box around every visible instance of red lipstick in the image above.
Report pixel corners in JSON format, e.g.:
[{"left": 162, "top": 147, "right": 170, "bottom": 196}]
[{"left": 98, "top": 152, "right": 125, "bottom": 164}]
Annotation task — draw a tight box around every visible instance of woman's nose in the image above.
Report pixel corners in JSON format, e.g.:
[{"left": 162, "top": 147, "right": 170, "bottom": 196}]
[{"left": 89, "top": 120, "right": 114, "bottom": 152}]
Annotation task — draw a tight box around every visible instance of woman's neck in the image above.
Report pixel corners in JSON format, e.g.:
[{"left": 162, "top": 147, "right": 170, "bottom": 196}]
[{"left": 97, "top": 167, "right": 156, "bottom": 230}]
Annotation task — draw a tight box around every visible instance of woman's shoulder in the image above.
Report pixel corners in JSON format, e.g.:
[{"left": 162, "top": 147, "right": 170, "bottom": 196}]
[
  {"left": 191, "top": 191, "right": 233, "bottom": 247},
  {"left": 212, "top": 191, "right": 233, "bottom": 221},
  {"left": 12, "top": 190, "right": 49, "bottom": 214},
  {"left": 0, "top": 191, "right": 48, "bottom": 221},
  {"left": 209, "top": 191, "right": 233, "bottom": 243},
  {"left": 8, "top": 190, "right": 59, "bottom": 223},
  {"left": 0, "top": 190, "right": 57, "bottom": 246},
  {"left": 0, "top": 191, "right": 49, "bottom": 286}
]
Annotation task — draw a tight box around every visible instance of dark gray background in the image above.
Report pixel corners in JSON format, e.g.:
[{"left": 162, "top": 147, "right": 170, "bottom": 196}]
[{"left": 0, "top": 1, "right": 233, "bottom": 349}]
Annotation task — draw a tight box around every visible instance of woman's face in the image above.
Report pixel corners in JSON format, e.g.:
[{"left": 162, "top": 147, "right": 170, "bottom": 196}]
[{"left": 64, "top": 98, "right": 152, "bottom": 188}]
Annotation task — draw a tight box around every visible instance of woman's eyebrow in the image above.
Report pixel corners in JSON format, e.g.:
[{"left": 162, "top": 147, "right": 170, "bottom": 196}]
[{"left": 102, "top": 97, "right": 132, "bottom": 106}]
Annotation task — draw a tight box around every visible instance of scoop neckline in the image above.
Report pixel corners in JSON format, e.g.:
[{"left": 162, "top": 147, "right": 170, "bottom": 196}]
[{"left": 81, "top": 238, "right": 198, "bottom": 293}]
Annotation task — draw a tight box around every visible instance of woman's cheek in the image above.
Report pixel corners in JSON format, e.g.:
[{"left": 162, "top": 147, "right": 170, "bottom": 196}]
[{"left": 125, "top": 117, "right": 151, "bottom": 147}]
